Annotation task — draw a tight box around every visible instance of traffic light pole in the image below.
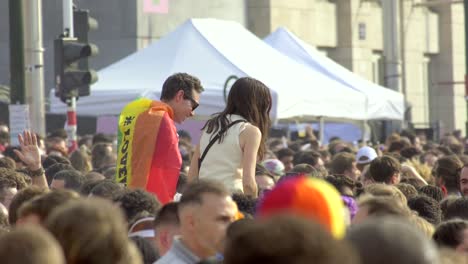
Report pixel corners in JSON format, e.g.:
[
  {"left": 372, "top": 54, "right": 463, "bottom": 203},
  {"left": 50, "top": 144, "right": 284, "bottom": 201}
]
[
  {"left": 465, "top": 0, "right": 468, "bottom": 134},
  {"left": 63, "top": 0, "right": 78, "bottom": 153},
  {"left": 9, "top": 0, "right": 25, "bottom": 104},
  {"left": 24, "top": 0, "right": 46, "bottom": 136}
]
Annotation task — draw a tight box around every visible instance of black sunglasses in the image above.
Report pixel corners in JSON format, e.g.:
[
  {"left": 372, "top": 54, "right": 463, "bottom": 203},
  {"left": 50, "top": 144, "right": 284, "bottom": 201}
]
[{"left": 183, "top": 93, "right": 199, "bottom": 111}]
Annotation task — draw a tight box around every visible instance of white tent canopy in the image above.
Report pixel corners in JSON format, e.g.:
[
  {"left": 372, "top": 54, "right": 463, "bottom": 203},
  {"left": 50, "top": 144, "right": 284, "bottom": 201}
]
[
  {"left": 50, "top": 19, "right": 368, "bottom": 120},
  {"left": 264, "top": 27, "right": 405, "bottom": 120}
]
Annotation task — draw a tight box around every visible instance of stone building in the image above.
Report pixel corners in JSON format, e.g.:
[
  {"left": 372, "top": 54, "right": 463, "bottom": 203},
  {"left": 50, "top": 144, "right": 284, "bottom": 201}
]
[{"left": 0, "top": 0, "right": 465, "bottom": 136}]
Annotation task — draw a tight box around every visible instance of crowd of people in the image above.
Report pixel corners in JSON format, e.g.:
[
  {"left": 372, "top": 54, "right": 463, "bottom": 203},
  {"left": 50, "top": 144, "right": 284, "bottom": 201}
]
[{"left": 0, "top": 74, "right": 467, "bottom": 263}]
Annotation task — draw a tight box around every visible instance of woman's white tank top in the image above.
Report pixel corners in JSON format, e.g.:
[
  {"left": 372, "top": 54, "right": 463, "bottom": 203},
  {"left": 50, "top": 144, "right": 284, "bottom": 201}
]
[{"left": 198, "top": 114, "right": 247, "bottom": 194}]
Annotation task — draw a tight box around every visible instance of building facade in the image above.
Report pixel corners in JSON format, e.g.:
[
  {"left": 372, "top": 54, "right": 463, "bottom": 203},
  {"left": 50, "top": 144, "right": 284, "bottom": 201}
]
[{"left": 0, "top": 0, "right": 466, "bottom": 136}]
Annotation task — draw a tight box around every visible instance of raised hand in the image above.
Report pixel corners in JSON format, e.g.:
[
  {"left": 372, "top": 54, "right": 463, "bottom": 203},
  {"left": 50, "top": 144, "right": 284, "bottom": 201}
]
[{"left": 13, "top": 130, "right": 42, "bottom": 171}]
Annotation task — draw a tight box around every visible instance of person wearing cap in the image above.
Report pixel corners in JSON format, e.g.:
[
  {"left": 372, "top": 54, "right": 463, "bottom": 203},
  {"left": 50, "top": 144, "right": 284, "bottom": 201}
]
[
  {"left": 261, "top": 159, "right": 285, "bottom": 179},
  {"left": 355, "top": 146, "right": 378, "bottom": 173}
]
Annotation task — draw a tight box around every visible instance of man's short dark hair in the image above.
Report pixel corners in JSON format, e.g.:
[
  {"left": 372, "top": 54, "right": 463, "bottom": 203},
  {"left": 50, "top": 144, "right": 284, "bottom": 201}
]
[
  {"left": 418, "top": 185, "right": 444, "bottom": 202},
  {"left": 276, "top": 148, "right": 295, "bottom": 160},
  {"left": 3, "top": 146, "right": 22, "bottom": 163},
  {"left": 45, "top": 163, "right": 75, "bottom": 185},
  {"left": 79, "top": 179, "right": 103, "bottom": 196},
  {"left": 0, "top": 176, "right": 17, "bottom": 190},
  {"left": 400, "top": 147, "right": 421, "bottom": 160},
  {"left": 42, "top": 155, "right": 71, "bottom": 170},
  {"left": 400, "top": 130, "right": 417, "bottom": 145},
  {"left": 92, "top": 133, "right": 113, "bottom": 145},
  {"left": 433, "top": 219, "right": 468, "bottom": 249},
  {"left": 179, "top": 180, "right": 229, "bottom": 208},
  {"left": 231, "top": 193, "right": 257, "bottom": 216},
  {"left": 0, "top": 168, "right": 27, "bottom": 190},
  {"left": 289, "top": 163, "right": 318, "bottom": 176},
  {"left": 444, "top": 197, "right": 468, "bottom": 220},
  {"left": 0, "top": 157, "right": 16, "bottom": 170},
  {"left": 388, "top": 141, "right": 406, "bottom": 153},
  {"left": 0, "top": 131, "right": 9, "bottom": 146},
  {"left": 331, "top": 152, "right": 355, "bottom": 175},
  {"left": 407, "top": 195, "right": 442, "bottom": 225},
  {"left": 448, "top": 143, "right": 463, "bottom": 156},
  {"left": 177, "top": 130, "right": 192, "bottom": 142},
  {"left": 294, "top": 150, "right": 322, "bottom": 167},
  {"left": 395, "top": 183, "right": 418, "bottom": 200},
  {"left": 153, "top": 202, "right": 179, "bottom": 228},
  {"left": 90, "top": 180, "right": 123, "bottom": 199},
  {"left": 369, "top": 156, "right": 401, "bottom": 184},
  {"left": 53, "top": 170, "right": 85, "bottom": 191},
  {"left": 8, "top": 186, "right": 48, "bottom": 225},
  {"left": 325, "top": 175, "right": 357, "bottom": 196},
  {"left": 113, "top": 189, "right": 161, "bottom": 222},
  {"left": 436, "top": 146, "right": 453, "bottom": 156},
  {"left": 433, "top": 155, "right": 463, "bottom": 191},
  {"left": 0, "top": 176, "right": 17, "bottom": 210},
  {"left": 91, "top": 143, "right": 114, "bottom": 171},
  {"left": 18, "top": 189, "right": 79, "bottom": 222},
  {"left": 160, "top": 73, "right": 204, "bottom": 101},
  {"left": 48, "top": 129, "right": 67, "bottom": 139}
]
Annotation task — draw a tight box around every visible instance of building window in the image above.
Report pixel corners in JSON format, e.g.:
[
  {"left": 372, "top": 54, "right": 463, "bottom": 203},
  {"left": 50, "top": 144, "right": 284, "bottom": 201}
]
[{"left": 371, "top": 52, "right": 384, "bottom": 85}]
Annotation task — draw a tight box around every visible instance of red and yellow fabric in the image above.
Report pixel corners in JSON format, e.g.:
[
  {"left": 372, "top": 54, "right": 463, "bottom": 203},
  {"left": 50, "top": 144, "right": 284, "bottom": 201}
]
[
  {"left": 116, "top": 98, "right": 181, "bottom": 204},
  {"left": 256, "top": 176, "right": 346, "bottom": 239}
]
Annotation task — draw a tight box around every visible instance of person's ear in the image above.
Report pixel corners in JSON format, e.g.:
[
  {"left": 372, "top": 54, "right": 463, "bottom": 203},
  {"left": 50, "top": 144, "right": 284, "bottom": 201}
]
[
  {"left": 160, "top": 230, "right": 169, "bottom": 248},
  {"left": 175, "top": 90, "right": 184, "bottom": 102},
  {"left": 16, "top": 213, "right": 41, "bottom": 226},
  {"left": 390, "top": 173, "right": 400, "bottom": 185}
]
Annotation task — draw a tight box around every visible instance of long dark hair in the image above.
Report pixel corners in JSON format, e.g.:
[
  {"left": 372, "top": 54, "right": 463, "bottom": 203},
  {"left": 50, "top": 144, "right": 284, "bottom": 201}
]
[{"left": 202, "top": 77, "right": 272, "bottom": 159}]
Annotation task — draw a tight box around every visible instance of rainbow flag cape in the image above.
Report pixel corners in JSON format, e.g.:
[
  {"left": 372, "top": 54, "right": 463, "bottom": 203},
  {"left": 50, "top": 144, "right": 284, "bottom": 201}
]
[{"left": 116, "top": 98, "right": 181, "bottom": 204}]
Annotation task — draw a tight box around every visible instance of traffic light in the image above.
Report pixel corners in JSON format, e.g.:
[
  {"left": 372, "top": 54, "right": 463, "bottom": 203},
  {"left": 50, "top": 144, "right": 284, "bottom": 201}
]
[
  {"left": 73, "top": 9, "right": 98, "bottom": 97},
  {"left": 54, "top": 9, "right": 98, "bottom": 102}
]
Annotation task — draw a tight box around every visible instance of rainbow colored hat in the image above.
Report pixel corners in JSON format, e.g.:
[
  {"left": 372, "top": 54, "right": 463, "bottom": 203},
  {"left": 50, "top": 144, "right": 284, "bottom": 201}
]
[{"left": 256, "top": 176, "right": 346, "bottom": 239}]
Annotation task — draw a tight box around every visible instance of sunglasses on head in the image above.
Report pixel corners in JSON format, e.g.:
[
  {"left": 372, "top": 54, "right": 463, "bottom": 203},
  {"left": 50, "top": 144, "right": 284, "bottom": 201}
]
[{"left": 183, "top": 93, "right": 199, "bottom": 111}]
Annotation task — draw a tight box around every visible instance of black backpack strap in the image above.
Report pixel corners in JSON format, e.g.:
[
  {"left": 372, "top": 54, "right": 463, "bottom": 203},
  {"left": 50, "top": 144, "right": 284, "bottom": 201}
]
[{"left": 198, "top": 120, "right": 246, "bottom": 170}]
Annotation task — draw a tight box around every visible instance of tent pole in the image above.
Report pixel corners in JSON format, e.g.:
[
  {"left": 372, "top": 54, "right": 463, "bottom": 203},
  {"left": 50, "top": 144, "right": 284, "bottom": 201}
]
[
  {"left": 319, "top": 116, "right": 325, "bottom": 145},
  {"left": 361, "top": 120, "right": 367, "bottom": 144}
]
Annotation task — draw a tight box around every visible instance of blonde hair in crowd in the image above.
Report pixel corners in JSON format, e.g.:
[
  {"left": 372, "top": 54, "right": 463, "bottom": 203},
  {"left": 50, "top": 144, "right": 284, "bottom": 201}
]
[
  {"left": 404, "top": 159, "right": 433, "bottom": 184},
  {"left": 363, "top": 183, "right": 408, "bottom": 206},
  {"left": 408, "top": 213, "right": 435, "bottom": 238},
  {"left": 45, "top": 198, "right": 135, "bottom": 264},
  {"left": 0, "top": 226, "right": 65, "bottom": 264}
]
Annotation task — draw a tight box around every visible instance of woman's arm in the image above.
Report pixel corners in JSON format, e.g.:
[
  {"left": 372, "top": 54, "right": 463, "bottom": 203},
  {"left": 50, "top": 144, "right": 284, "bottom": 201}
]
[
  {"left": 187, "top": 144, "right": 200, "bottom": 183},
  {"left": 240, "top": 125, "right": 260, "bottom": 198}
]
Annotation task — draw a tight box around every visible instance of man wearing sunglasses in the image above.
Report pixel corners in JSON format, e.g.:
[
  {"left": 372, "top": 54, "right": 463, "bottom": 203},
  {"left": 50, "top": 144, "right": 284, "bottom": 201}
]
[
  {"left": 160, "top": 73, "right": 203, "bottom": 124},
  {"left": 116, "top": 73, "right": 203, "bottom": 204}
]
